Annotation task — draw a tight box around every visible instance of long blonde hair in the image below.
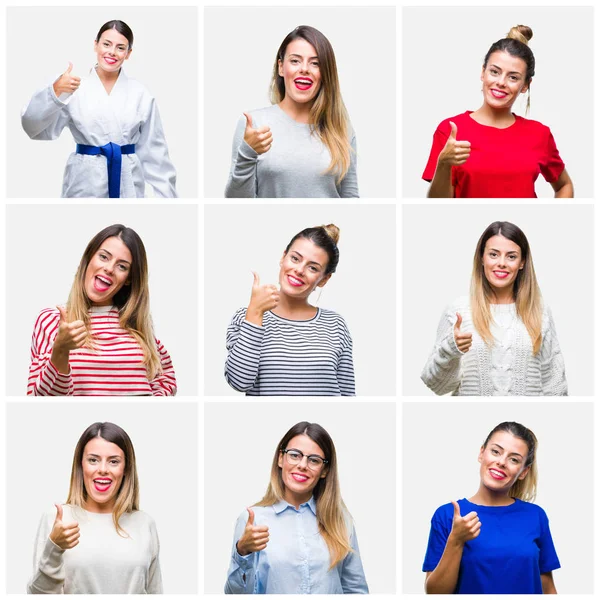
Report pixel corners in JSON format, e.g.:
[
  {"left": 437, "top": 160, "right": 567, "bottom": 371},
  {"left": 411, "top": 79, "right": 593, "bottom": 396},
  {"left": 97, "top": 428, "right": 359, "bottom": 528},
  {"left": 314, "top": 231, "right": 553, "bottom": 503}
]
[
  {"left": 270, "top": 26, "right": 352, "bottom": 183},
  {"left": 66, "top": 422, "right": 139, "bottom": 536},
  {"left": 470, "top": 221, "right": 543, "bottom": 354},
  {"left": 66, "top": 224, "right": 162, "bottom": 379},
  {"left": 255, "top": 422, "right": 352, "bottom": 568}
]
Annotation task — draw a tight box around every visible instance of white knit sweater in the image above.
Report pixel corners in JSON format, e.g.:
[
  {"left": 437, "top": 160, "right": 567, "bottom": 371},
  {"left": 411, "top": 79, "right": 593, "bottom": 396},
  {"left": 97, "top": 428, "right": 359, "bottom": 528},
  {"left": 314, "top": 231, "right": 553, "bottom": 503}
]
[{"left": 421, "top": 297, "right": 568, "bottom": 396}]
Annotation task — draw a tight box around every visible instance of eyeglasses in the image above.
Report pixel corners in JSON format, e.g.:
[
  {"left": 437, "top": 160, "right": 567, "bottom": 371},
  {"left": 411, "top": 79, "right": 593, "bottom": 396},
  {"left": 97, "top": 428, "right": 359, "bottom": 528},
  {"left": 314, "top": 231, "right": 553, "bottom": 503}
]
[{"left": 281, "top": 448, "right": 328, "bottom": 470}]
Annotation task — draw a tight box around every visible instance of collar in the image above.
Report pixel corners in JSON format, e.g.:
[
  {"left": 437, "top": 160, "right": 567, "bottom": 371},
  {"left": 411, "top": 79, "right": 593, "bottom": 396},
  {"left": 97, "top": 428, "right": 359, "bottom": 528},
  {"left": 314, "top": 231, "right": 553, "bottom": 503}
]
[{"left": 273, "top": 496, "right": 317, "bottom": 515}]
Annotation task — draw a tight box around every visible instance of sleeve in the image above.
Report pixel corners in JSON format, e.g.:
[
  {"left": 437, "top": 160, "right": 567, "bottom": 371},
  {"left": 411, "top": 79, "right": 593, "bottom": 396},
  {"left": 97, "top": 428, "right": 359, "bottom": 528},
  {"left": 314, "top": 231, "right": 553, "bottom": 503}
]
[
  {"left": 224, "top": 115, "right": 259, "bottom": 198},
  {"left": 150, "top": 338, "right": 177, "bottom": 396},
  {"left": 537, "top": 508, "right": 561, "bottom": 573},
  {"left": 27, "top": 309, "right": 74, "bottom": 396},
  {"left": 147, "top": 517, "right": 164, "bottom": 593},
  {"left": 340, "top": 524, "right": 369, "bottom": 593},
  {"left": 539, "top": 307, "right": 568, "bottom": 396},
  {"left": 21, "top": 80, "right": 72, "bottom": 141},
  {"left": 420, "top": 306, "right": 464, "bottom": 395},
  {"left": 422, "top": 506, "right": 452, "bottom": 572},
  {"left": 422, "top": 122, "right": 450, "bottom": 182},
  {"left": 224, "top": 512, "right": 259, "bottom": 594},
  {"left": 338, "top": 317, "right": 356, "bottom": 396},
  {"left": 339, "top": 132, "right": 359, "bottom": 198},
  {"left": 27, "top": 512, "right": 66, "bottom": 594},
  {"left": 224, "top": 309, "right": 265, "bottom": 392},
  {"left": 136, "top": 97, "right": 178, "bottom": 198},
  {"left": 540, "top": 129, "right": 565, "bottom": 184}
]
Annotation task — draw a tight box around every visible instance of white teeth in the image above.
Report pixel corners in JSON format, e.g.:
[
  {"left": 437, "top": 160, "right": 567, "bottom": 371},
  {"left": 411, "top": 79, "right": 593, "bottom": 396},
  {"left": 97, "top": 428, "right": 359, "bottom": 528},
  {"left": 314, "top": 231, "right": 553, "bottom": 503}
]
[{"left": 97, "top": 276, "right": 111, "bottom": 285}]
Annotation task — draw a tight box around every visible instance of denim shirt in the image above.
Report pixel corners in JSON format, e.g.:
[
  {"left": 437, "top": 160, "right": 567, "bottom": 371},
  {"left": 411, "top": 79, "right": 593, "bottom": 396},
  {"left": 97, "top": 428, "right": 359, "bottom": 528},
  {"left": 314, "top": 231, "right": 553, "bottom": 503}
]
[{"left": 225, "top": 498, "right": 369, "bottom": 594}]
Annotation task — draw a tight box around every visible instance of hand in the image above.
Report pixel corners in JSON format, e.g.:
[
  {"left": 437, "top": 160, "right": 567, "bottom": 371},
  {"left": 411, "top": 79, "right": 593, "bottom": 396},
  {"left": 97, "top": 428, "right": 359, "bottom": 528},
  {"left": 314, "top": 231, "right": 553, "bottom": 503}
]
[
  {"left": 53, "top": 62, "right": 81, "bottom": 97},
  {"left": 236, "top": 508, "right": 269, "bottom": 556},
  {"left": 449, "top": 500, "right": 481, "bottom": 545},
  {"left": 453, "top": 313, "right": 472, "bottom": 353},
  {"left": 247, "top": 272, "right": 280, "bottom": 317},
  {"left": 53, "top": 306, "right": 87, "bottom": 355},
  {"left": 49, "top": 503, "right": 80, "bottom": 550},
  {"left": 243, "top": 112, "right": 273, "bottom": 155},
  {"left": 437, "top": 121, "right": 471, "bottom": 167}
]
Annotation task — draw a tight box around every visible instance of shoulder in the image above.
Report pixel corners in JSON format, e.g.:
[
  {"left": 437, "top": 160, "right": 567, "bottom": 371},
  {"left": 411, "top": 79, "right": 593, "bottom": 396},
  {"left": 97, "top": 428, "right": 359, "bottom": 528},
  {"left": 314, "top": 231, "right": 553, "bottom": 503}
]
[
  {"left": 434, "top": 112, "right": 471, "bottom": 131},
  {"left": 236, "top": 505, "right": 273, "bottom": 523},
  {"left": 515, "top": 115, "right": 552, "bottom": 135},
  {"left": 33, "top": 307, "right": 60, "bottom": 329},
  {"left": 237, "top": 105, "right": 278, "bottom": 127},
  {"left": 123, "top": 73, "right": 155, "bottom": 98},
  {"left": 430, "top": 501, "right": 454, "bottom": 523},
  {"left": 230, "top": 307, "right": 248, "bottom": 323},
  {"left": 444, "top": 296, "right": 470, "bottom": 314},
  {"left": 513, "top": 499, "right": 549, "bottom": 518},
  {"left": 319, "top": 308, "right": 350, "bottom": 329},
  {"left": 125, "top": 509, "right": 158, "bottom": 528}
]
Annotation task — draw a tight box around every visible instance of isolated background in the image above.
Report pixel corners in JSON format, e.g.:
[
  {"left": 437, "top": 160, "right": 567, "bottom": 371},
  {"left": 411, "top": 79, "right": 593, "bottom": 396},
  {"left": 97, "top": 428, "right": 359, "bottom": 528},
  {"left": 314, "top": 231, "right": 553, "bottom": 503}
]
[
  {"left": 6, "top": 401, "right": 198, "bottom": 593},
  {"left": 7, "top": 6, "right": 198, "bottom": 197},
  {"left": 6, "top": 204, "right": 198, "bottom": 396},
  {"left": 204, "top": 401, "right": 396, "bottom": 593},
  {"left": 204, "top": 203, "right": 396, "bottom": 396},
  {"left": 402, "top": 6, "right": 594, "bottom": 198},
  {"left": 403, "top": 204, "right": 594, "bottom": 396},
  {"left": 204, "top": 6, "right": 396, "bottom": 198},
  {"left": 402, "top": 401, "right": 594, "bottom": 594}
]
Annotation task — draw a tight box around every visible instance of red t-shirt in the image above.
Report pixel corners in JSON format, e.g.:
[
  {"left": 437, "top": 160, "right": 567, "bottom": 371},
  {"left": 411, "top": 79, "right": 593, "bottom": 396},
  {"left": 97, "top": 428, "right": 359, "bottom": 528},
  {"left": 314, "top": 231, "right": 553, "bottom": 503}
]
[{"left": 422, "top": 111, "right": 565, "bottom": 198}]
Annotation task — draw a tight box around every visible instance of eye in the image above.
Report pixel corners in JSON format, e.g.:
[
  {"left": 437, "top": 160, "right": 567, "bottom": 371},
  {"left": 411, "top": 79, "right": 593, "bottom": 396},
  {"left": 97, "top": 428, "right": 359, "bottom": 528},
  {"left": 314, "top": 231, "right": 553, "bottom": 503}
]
[
  {"left": 491, "top": 448, "right": 499, "bottom": 455},
  {"left": 490, "top": 69, "right": 499, "bottom": 75},
  {"left": 290, "top": 255, "right": 299, "bottom": 262},
  {"left": 309, "top": 266, "right": 318, "bottom": 273},
  {"left": 308, "top": 456, "right": 322, "bottom": 467},
  {"left": 290, "top": 59, "right": 299, "bottom": 64},
  {"left": 510, "top": 457, "right": 520, "bottom": 464},
  {"left": 311, "top": 61, "right": 319, "bottom": 68},
  {"left": 489, "top": 252, "right": 497, "bottom": 258},
  {"left": 110, "top": 459, "right": 121, "bottom": 465},
  {"left": 288, "top": 451, "right": 301, "bottom": 460},
  {"left": 88, "top": 457, "right": 98, "bottom": 464},
  {"left": 99, "top": 252, "right": 108, "bottom": 260},
  {"left": 118, "top": 264, "right": 128, "bottom": 272}
]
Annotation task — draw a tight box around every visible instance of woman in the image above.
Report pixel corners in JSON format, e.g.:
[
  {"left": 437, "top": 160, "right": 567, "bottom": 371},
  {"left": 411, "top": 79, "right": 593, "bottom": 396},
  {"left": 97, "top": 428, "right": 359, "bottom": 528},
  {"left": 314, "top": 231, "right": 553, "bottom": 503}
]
[
  {"left": 225, "top": 25, "right": 358, "bottom": 198},
  {"left": 27, "top": 224, "right": 176, "bottom": 396},
  {"left": 225, "top": 421, "right": 368, "bottom": 594},
  {"left": 423, "top": 25, "right": 573, "bottom": 198},
  {"left": 225, "top": 224, "right": 354, "bottom": 396},
  {"left": 28, "top": 422, "right": 162, "bottom": 594},
  {"left": 421, "top": 221, "right": 567, "bottom": 395},
  {"left": 21, "top": 20, "right": 177, "bottom": 198},
  {"left": 423, "top": 421, "right": 559, "bottom": 594}
]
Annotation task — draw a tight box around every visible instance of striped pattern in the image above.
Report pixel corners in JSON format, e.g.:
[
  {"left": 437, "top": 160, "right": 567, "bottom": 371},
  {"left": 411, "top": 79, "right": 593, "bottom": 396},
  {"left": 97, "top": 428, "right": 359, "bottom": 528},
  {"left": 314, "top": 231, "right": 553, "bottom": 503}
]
[
  {"left": 225, "top": 308, "right": 355, "bottom": 396},
  {"left": 28, "top": 306, "right": 176, "bottom": 396}
]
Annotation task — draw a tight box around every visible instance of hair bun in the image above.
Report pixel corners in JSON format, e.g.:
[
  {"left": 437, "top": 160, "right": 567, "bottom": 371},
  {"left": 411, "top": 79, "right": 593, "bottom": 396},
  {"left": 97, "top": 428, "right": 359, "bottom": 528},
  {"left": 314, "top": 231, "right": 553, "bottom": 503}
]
[
  {"left": 320, "top": 223, "right": 340, "bottom": 245},
  {"left": 507, "top": 25, "right": 533, "bottom": 45}
]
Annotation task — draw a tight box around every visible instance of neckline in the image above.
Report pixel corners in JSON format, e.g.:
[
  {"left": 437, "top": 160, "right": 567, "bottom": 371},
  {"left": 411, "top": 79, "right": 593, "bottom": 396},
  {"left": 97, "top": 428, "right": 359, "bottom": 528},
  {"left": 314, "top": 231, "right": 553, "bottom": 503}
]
[
  {"left": 268, "top": 307, "right": 321, "bottom": 324},
  {"left": 462, "top": 497, "right": 521, "bottom": 511},
  {"left": 275, "top": 103, "right": 312, "bottom": 127},
  {"left": 466, "top": 110, "right": 519, "bottom": 131},
  {"left": 89, "top": 304, "right": 117, "bottom": 314}
]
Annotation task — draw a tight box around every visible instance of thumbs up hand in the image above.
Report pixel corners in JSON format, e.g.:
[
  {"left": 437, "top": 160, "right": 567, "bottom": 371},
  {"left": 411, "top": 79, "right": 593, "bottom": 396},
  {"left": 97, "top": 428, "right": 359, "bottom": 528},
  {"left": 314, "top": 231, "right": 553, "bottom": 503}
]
[
  {"left": 236, "top": 508, "right": 270, "bottom": 556},
  {"left": 242, "top": 112, "right": 273, "bottom": 155},
  {"left": 438, "top": 121, "right": 471, "bottom": 167},
  {"left": 49, "top": 503, "right": 80, "bottom": 550},
  {"left": 54, "top": 306, "right": 87, "bottom": 354},
  {"left": 246, "top": 272, "right": 280, "bottom": 325},
  {"left": 453, "top": 313, "right": 473, "bottom": 353},
  {"left": 449, "top": 500, "right": 481, "bottom": 545},
  {"left": 53, "top": 62, "right": 81, "bottom": 97}
]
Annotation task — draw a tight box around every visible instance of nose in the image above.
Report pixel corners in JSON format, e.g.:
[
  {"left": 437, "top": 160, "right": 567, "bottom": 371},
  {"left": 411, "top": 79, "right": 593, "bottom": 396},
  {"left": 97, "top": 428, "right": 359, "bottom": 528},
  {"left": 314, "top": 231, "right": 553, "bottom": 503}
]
[
  {"left": 297, "top": 456, "right": 309, "bottom": 470},
  {"left": 103, "top": 261, "right": 115, "bottom": 274},
  {"left": 98, "top": 460, "right": 109, "bottom": 474}
]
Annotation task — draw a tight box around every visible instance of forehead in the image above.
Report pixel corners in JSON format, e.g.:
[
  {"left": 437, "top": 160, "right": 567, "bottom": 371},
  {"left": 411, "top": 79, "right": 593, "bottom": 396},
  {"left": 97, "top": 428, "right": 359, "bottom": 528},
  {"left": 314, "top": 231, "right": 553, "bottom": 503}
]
[
  {"left": 285, "top": 38, "right": 318, "bottom": 58},
  {"left": 486, "top": 50, "right": 526, "bottom": 75},
  {"left": 286, "top": 434, "right": 325, "bottom": 456},
  {"left": 287, "top": 237, "right": 329, "bottom": 264},
  {"left": 98, "top": 28, "right": 129, "bottom": 46},
  {"left": 484, "top": 234, "right": 521, "bottom": 254},
  {"left": 83, "top": 436, "right": 125, "bottom": 458},
  {"left": 486, "top": 431, "right": 529, "bottom": 455},
  {"left": 99, "top": 236, "right": 133, "bottom": 262}
]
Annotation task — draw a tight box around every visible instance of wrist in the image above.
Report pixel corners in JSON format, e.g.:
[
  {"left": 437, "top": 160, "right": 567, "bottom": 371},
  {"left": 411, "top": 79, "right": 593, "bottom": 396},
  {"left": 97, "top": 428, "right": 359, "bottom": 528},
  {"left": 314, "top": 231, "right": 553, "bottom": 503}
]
[
  {"left": 447, "top": 532, "right": 465, "bottom": 549},
  {"left": 236, "top": 541, "right": 249, "bottom": 556}
]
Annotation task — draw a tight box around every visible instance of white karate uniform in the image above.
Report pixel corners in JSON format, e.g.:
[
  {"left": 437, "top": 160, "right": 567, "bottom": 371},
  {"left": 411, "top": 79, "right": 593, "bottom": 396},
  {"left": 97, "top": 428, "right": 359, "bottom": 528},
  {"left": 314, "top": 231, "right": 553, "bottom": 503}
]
[{"left": 21, "top": 67, "right": 177, "bottom": 198}]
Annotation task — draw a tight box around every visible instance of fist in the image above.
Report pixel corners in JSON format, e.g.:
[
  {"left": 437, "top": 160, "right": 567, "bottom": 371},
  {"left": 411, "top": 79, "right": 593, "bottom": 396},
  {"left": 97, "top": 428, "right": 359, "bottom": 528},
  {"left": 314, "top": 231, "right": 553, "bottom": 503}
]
[
  {"left": 438, "top": 121, "right": 471, "bottom": 167},
  {"left": 54, "top": 306, "right": 87, "bottom": 354},
  {"left": 53, "top": 62, "right": 81, "bottom": 97},
  {"left": 236, "top": 508, "right": 270, "bottom": 556},
  {"left": 449, "top": 500, "right": 481, "bottom": 544},
  {"left": 453, "top": 313, "right": 472, "bottom": 353},
  {"left": 248, "top": 272, "right": 280, "bottom": 315},
  {"left": 243, "top": 112, "right": 273, "bottom": 155},
  {"left": 49, "top": 504, "right": 80, "bottom": 550}
]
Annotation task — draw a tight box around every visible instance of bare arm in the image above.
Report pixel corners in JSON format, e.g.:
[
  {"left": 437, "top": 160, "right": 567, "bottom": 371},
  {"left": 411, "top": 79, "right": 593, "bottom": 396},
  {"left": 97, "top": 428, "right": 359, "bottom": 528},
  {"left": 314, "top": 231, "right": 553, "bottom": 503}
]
[
  {"left": 427, "top": 163, "right": 454, "bottom": 198},
  {"left": 551, "top": 168, "right": 574, "bottom": 198},
  {"left": 541, "top": 572, "right": 557, "bottom": 594},
  {"left": 424, "top": 536, "right": 465, "bottom": 594}
]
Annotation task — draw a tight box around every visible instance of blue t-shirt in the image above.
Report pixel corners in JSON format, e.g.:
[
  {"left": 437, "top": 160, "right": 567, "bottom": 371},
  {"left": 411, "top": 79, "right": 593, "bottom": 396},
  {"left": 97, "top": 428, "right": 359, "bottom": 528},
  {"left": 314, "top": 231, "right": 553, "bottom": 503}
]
[{"left": 423, "top": 498, "right": 560, "bottom": 594}]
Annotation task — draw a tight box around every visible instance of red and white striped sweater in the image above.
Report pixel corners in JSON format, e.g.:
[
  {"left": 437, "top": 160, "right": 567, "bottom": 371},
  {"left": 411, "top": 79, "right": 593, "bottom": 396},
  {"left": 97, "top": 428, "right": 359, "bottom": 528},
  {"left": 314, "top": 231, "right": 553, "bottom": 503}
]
[{"left": 28, "top": 306, "right": 176, "bottom": 396}]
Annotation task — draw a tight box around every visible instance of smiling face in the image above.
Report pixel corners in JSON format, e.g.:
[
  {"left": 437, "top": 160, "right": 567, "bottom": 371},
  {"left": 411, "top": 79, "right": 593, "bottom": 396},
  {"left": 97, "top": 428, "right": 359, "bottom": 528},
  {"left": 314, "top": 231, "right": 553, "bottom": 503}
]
[
  {"left": 94, "top": 28, "right": 132, "bottom": 74},
  {"left": 481, "top": 50, "right": 529, "bottom": 110},
  {"left": 481, "top": 234, "right": 524, "bottom": 297},
  {"left": 279, "top": 238, "right": 331, "bottom": 299},
  {"left": 84, "top": 236, "right": 132, "bottom": 306},
  {"left": 278, "top": 434, "right": 328, "bottom": 506},
  {"left": 478, "top": 431, "right": 530, "bottom": 494},
  {"left": 81, "top": 436, "right": 125, "bottom": 513},
  {"left": 278, "top": 38, "right": 322, "bottom": 107}
]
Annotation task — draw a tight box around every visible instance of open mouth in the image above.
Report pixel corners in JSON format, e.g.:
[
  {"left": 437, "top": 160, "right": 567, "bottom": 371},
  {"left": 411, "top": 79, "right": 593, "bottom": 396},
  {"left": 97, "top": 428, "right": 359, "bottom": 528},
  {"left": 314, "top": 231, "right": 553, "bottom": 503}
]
[
  {"left": 490, "top": 89, "right": 508, "bottom": 99},
  {"left": 93, "top": 275, "right": 112, "bottom": 292},
  {"left": 104, "top": 56, "right": 118, "bottom": 65},
  {"left": 493, "top": 271, "right": 509, "bottom": 279},
  {"left": 93, "top": 478, "right": 112, "bottom": 492},
  {"left": 489, "top": 468, "right": 507, "bottom": 480},
  {"left": 291, "top": 473, "right": 309, "bottom": 482},
  {"left": 294, "top": 78, "right": 313, "bottom": 91},
  {"left": 287, "top": 275, "right": 304, "bottom": 287}
]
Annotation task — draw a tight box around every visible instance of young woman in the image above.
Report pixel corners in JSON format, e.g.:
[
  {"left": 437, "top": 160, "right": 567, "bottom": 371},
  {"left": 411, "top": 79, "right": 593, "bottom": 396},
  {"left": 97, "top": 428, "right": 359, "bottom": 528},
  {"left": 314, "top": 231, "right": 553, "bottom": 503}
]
[
  {"left": 28, "top": 422, "right": 162, "bottom": 594},
  {"left": 27, "top": 224, "right": 176, "bottom": 396},
  {"left": 225, "top": 224, "right": 354, "bottom": 396},
  {"left": 423, "top": 25, "right": 573, "bottom": 198},
  {"left": 421, "top": 221, "right": 567, "bottom": 396},
  {"left": 423, "top": 421, "right": 559, "bottom": 594},
  {"left": 225, "top": 25, "right": 358, "bottom": 198},
  {"left": 21, "top": 20, "right": 177, "bottom": 198},
  {"left": 225, "top": 421, "right": 368, "bottom": 594}
]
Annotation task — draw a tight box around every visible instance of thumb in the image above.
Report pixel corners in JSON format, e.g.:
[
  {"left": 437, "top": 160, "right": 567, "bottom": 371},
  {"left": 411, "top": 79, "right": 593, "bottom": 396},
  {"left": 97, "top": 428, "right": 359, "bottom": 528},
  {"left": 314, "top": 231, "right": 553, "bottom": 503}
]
[
  {"left": 251, "top": 271, "right": 260, "bottom": 288},
  {"left": 448, "top": 121, "right": 457, "bottom": 140},
  {"left": 243, "top": 112, "right": 254, "bottom": 130},
  {"left": 57, "top": 305, "right": 69, "bottom": 324},
  {"left": 455, "top": 312, "right": 462, "bottom": 331},
  {"left": 54, "top": 503, "right": 63, "bottom": 522},
  {"left": 246, "top": 507, "right": 255, "bottom": 526},
  {"left": 451, "top": 500, "right": 461, "bottom": 519},
  {"left": 65, "top": 61, "right": 73, "bottom": 75}
]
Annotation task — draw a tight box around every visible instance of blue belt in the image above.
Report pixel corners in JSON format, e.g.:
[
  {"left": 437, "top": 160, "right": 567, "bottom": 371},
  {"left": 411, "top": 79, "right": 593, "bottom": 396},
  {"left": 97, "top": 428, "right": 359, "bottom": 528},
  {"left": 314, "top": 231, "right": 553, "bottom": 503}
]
[{"left": 76, "top": 142, "right": 136, "bottom": 198}]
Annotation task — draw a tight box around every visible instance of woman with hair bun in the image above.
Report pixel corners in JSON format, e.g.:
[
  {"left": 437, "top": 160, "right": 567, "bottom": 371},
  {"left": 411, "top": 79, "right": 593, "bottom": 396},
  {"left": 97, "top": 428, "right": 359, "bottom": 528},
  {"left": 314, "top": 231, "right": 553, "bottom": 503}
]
[
  {"left": 225, "top": 25, "right": 358, "bottom": 198},
  {"left": 225, "top": 224, "right": 355, "bottom": 395},
  {"left": 225, "top": 421, "right": 368, "bottom": 594},
  {"left": 421, "top": 221, "right": 567, "bottom": 396},
  {"left": 423, "top": 421, "right": 559, "bottom": 594},
  {"left": 423, "top": 25, "right": 573, "bottom": 198}
]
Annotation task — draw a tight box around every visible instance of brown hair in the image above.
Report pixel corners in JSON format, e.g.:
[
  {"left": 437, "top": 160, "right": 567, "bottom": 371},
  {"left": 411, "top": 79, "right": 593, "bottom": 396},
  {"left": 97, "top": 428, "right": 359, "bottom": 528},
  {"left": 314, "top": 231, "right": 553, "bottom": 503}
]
[{"left": 284, "top": 224, "right": 340, "bottom": 275}]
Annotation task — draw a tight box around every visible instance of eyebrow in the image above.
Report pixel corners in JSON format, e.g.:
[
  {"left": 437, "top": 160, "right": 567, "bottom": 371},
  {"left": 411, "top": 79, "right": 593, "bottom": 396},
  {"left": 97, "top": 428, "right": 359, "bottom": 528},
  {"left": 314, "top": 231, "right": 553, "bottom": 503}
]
[
  {"left": 288, "top": 53, "right": 319, "bottom": 60},
  {"left": 99, "top": 248, "right": 131, "bottom": 264},
  {"left": 86, "top": 453, "right": 123, "bottom": 459},
  {"left": 488, "top": 247, "right": 519, "bottom": 254},
  {"left": 287, "top": 447, "right": 326, "bottom": 459},
  {"left": 491, "top": 443, "right": 523, "bottom": 458},
  {"left": 490, "top": 64, "right": 523, "bottom": 75},
  {"left": 290, "top": 250, "right": 323, "bottom": 267}
]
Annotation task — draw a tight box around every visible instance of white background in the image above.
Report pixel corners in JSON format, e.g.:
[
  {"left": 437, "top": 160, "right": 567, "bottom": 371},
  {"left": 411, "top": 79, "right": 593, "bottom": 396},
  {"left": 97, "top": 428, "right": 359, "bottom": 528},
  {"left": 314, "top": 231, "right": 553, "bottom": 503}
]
[
  {"left": 402, "top": 401, "right": 594, "bottom": 594},
  {"left": 5, "top": 204, "right": 198, "bottom": 396},
  {"left": 204, "top": 203, "right": 396, "bottom": 396},
  {"left": 5, "top": 400, "right": 198, "bottom": 594},
  {"left": 204, "top": 401, "right": 396, "bottom": 594},
  {"left": 403, "top": 204, "right": 594, "bottom": 396},
  {"left": 7, "top": 6, "right": 198, "bottom": 198},
  {"left": 204, "top": 6, "right": 396, "bottom": 198},
  {"left": 402, "top": 6, "right": 594, "bottom": 199}
]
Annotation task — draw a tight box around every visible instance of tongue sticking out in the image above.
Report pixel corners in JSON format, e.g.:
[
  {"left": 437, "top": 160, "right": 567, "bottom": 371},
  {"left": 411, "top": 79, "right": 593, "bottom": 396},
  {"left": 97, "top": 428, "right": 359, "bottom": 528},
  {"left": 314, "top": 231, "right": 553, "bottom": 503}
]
[{"left": 94, "top": 277, "right": 110, "bottom": 292}]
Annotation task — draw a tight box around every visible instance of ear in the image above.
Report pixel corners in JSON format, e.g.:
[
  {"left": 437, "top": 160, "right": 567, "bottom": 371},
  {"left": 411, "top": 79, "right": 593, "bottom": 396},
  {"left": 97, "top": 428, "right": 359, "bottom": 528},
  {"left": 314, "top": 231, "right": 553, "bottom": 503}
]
[
  {"left": 278, "top": 59, "right": 284, "bottom": 78},
  {"left": 316, "top": 273, "right": 332, "bottom": 289},
  {"left": 517, "top": 465, "right": 530, "bottom": 481},
  {"left": 320, "top": 466, "right": 328, "bottom": 479},
  {"left": 480, "top": 67, "right": 485, "bottom": 82},
  {"left": 277, "top": 451, "right": 284, "bottom": 469},
  {"left": 125, "top": 48, "right": 133, "bottom": 61},
  {"left": 520, "top": 81, "right": 529, "bottom": 95},
  {"left": 478, "top": 445, "right": 485, "bottom": 464},
  {"left": 280, "top": 250, "right": 287, "bottom": 268},
  {"left": 125, "top": 279, "right": 131, "bottom": 286}
]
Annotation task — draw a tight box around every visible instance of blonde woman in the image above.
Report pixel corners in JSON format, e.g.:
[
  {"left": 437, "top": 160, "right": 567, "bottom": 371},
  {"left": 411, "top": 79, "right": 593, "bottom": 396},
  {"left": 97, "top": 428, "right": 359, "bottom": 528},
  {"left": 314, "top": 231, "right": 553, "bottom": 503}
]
[
  {"left": 421, "top": 221, "right": 567, "bottom": 396},
  {"left": 27, "top": 224, "right": 176, "bottom": 395},
  {"left": 28, "top": 422, "right": 162, "bottom": 593},
  {"left": 225, "top": 421, "right": 368, "bottom": 594},
  {"left": 225, "top": 25, "right": 358, "bottom": 198},
  {"left": 423, "top": 422, "right": 559, "bottom": 594}
]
